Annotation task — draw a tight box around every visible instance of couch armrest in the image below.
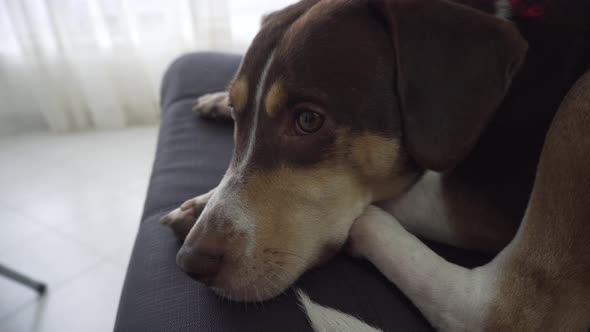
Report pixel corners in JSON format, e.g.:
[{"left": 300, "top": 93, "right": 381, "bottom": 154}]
[{"left": 160, "top": 52, "right": 242, "bottom": 111}]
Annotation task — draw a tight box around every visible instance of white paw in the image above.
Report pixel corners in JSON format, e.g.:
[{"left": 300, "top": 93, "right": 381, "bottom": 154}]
[
  {"left": 160, "top": 198, "right": 206, "bottom": 240},
  {"left": 347, "top": 205, "right": 402, "bottom": 258},
  {"left": 192, "top": 92, "right": 232, "bottom": 120}
]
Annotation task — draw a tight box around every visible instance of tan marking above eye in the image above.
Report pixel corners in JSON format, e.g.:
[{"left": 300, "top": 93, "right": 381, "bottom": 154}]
[
  {"left": 230, "top": 77, "right": 248, "bottom": 112},
  {"left": 265, "top": 81, "right": 287, "bottom": 117}
]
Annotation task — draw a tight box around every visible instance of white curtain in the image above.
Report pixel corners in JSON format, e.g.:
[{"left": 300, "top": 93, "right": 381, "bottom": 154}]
[{"left": 0, "top": 0, "right": 295, "bottom": 134}]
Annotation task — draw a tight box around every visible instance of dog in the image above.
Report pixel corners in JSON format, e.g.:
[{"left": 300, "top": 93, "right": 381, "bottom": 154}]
[{"left": 161, "top": 0, "right": 590, "bottom": 330}]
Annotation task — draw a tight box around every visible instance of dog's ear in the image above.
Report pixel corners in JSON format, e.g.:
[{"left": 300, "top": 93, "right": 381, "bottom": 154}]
[
  {"left": 260, "top": 11, "right": 278, "bottom": 26},
  {"left": 260, "top": 0, "right": 320, "bottom": 28},
  {"left": 370, "top": 0, "right": 527, "bottom": 171}
]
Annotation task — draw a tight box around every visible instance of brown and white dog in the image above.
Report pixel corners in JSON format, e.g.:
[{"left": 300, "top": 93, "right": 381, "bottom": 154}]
[{"left": 161, "top": 0, "right": 590, "bottom": 330}]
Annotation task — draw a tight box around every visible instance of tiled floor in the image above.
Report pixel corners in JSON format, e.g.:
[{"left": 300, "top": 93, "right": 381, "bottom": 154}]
[{"left": 0, "top": 127, "right": 158, "bottom": 332}]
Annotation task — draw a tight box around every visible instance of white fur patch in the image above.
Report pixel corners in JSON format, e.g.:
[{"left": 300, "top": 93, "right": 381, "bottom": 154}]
[
  {"left": 351, "top": 205, "right": 498, "bottom": 331},
  {"left": 297, "top": 290, "right": 383, "bottom": 332},
  {"left": 238, "top": 50, "right": 276, "bottom": 172}
]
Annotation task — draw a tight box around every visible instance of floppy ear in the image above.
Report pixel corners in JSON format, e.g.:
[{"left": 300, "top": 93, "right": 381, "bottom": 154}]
[
  {"left": 371, "top": 0, "right": 528, "bottom": 171},
  {"left": 260, "top": 11, "right": 278, "bottom": 26},
  {"left": 260, "top": 0, "right": 320, "bottom": 27}
]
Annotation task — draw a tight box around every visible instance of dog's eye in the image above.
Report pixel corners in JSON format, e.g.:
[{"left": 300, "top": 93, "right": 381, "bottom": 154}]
[{"left": 296, "top": 111, "right": 324, "bottom": 134}]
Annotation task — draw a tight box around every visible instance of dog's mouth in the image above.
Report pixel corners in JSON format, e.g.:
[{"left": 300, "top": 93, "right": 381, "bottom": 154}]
[
  {"left": 195, "top": 247, "right": 311, "bottom": 302},
  {"left": 208, "top": 244, "right": 344, "bottom": 302},
  {"left": 210, "top": 263, "right": 300, "bottom": 302},
  {"left": 210, "top": 282, "right": 284, "bottom": 302}
]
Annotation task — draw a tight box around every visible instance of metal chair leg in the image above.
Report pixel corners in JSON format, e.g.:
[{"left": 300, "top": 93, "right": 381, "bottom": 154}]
[{"left": 0, "top": 264, "right": 46, "bottom": 294}]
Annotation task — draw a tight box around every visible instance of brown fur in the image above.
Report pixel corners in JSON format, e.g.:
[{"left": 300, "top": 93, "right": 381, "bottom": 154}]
[
  {"left": 238, "top": 130, "right": 418, "bottom": 274},
  {"left": 486, "top": 69, "right": 590, "bottom": 331},
  {"left": 164, "top": 2, "right": 590, "bottom": 325},
  {"left": 167, "top": 0, "right": 522, "bottom": 301}
]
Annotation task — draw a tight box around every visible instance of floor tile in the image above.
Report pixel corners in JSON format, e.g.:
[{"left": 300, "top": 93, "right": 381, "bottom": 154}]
[
  {"left": 0, "top": 225, "right": 103, "bottom": 319},
  {"left": 0, "top": 126, "right": 157, "bottom": 329},
  {"left": 105, "top": 238, "right": 136, "bottom": 269},
  {"left": 0, "top": 260, "right": 126, "bottom": 332},
  {"left": 0, "top": 207, "right": 46, "bottom": 251},
  {"left": 0, "top": 274, "right": 41, "bottom": 321},
  {"left": 10, "top": 190, "right": 143, "bottom": 259},
  {"left": 0, "top": 128, "right": 155, "bottom": 258},
  {"left": 0, "top": 127, "right": 157, "bottom": 209}
]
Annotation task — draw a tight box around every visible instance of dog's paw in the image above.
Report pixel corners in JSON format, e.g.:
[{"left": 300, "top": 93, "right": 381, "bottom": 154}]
[
  {"left": 347, "top": 205, "right": 402, "bottom": 258},
  {"left": 192, "top": 92, "right": 232, "bottom": 121},
  {"left": 160, "top": 197, "right": 207, "bottom": 240}
]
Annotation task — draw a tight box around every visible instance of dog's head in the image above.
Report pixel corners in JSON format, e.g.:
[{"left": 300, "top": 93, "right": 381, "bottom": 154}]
[{"left": 178, "top": 0, "right": 527, "bottom": 301}]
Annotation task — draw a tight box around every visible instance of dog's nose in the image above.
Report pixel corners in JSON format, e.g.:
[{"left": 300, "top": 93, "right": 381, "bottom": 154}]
[{"left": 176, "top": 240, "right": 224, "bottom": 285}]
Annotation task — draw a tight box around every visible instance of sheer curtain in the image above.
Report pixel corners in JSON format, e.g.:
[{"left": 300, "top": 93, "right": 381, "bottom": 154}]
[{"left": 0, "top": 0, "right": 295, "bottom": 134}]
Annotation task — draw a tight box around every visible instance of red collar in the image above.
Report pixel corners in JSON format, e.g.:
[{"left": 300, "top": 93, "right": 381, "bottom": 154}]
[{"left": 507, "top": 0, "right": 547, "bottom": 19}]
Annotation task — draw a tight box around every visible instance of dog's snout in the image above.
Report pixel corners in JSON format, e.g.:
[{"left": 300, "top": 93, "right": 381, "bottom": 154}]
[{"left": 176, "top": 239, "right": 224, "bottom": 285}]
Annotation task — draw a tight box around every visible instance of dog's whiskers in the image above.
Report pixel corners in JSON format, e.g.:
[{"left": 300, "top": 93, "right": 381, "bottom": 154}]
[
  {"left": 254, "top": 286, "right": 263, "bottom": 308},
  {"left": 265, "top": 260, "right": 299, "bottom": 285},
  {"left": 265, "top": 247, "right": 305, "bottom": 260},
  {"left": 263, "top": 276, "right": 283, "bottom": 300},
  {"left": 264, "top": 267, "right": 290, "bottom": 298},
  {"left": 264, "top": 247, "right": 308, "bottom": 265}
]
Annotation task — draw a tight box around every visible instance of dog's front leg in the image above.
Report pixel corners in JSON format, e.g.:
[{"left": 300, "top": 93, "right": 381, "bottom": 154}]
[
  {"left": 160, "top": 188, "right": 216, "bottom": 240},
  {"left": 349, "top": 205, "right": 496, "bottom": 331}
]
